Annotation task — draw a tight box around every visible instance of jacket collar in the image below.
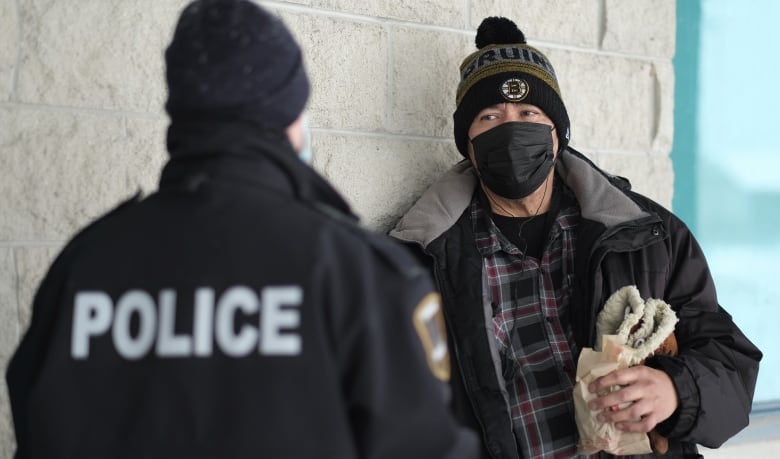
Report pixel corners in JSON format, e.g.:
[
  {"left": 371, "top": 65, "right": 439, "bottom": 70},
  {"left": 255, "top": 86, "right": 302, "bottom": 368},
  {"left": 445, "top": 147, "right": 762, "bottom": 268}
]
[
  {"left": 160, "top": 118, "right": 356, "bottom": 220},
  {"left": 389, "top": 160, "right": 476, "bottom": 248},
  {"left": 390, "top": 147, "right": 651, "bottom": 248},
  {"left": 556, "top": 148, "right": 650, "bottom": 227}
]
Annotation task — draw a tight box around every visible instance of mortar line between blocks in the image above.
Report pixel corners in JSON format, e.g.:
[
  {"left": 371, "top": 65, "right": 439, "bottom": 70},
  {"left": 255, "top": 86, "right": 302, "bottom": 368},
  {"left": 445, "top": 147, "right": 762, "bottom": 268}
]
[
  {"left": 11, "top": 0, "right": 22, "bottom": 101},
  {"left": 0, "top": 241, "right": 64, "bottom": 248},
  {"left": 311, "top": 128, "right": 452, "bottom": 143},
  {"left": 259, "top": 0, "right": 472, "bottom": 35},
  {"left": 0, "top": 102, "right": 167, "bottom": 119},
  {"left": 384, "top": 24, "right": 393, "bottom": 132},
  {"left": 11, "top": 245, "right": 21, "bottom": 341}
]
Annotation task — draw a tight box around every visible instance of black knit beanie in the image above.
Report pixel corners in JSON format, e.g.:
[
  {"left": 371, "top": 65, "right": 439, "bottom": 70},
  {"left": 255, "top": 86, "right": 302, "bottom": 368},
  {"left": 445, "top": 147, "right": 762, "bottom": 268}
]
[
  {"left": 165, "top": 0, "right": 309, "bottom": 128},
  {"left": 453, "top": 17, "right": 570, "bottom": 157}
]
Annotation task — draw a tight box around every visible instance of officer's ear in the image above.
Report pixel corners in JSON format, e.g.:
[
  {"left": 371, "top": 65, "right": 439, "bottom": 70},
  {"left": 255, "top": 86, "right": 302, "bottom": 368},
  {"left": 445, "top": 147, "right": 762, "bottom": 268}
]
[{"left": 285, "top": 114, "right": 305, "bottom": 153}]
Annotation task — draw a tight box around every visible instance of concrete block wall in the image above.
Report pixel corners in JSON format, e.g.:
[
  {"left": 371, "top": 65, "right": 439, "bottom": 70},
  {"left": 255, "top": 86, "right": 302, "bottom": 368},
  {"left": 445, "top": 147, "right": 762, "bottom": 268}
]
[{"left": 0, "top": 0, "right": 676, "bottom": 455}]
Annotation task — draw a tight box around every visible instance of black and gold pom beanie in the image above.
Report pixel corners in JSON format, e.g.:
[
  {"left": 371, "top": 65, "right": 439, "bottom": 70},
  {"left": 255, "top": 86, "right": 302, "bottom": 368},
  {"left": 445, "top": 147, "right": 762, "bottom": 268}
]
[{"left": 453, "top": 17, "right": 570, "bottom": 157}]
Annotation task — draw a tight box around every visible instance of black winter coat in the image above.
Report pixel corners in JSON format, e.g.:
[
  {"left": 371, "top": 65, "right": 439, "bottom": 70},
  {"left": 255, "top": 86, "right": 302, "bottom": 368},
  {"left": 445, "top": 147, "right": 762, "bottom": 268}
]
[
  {"left": 6, "top": 119, "right": 478, "bottom": 459},
  {"left": 390, "top": 148, "right": 762, "bottom": 459}
]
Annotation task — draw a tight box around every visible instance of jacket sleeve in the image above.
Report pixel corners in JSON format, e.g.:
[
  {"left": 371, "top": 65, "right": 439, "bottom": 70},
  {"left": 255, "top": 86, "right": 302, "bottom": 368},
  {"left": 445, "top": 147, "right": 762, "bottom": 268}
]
[
  {"left": 6, "top": 244, "right": 75, "bottom": 459},
  {"left": 6, "top": 195, "right": 141, "bottom": 458},
  {"left": 650, "top": 214, "right": 762, "bottom": 448},
  {"left": 318, "top": 228, "right": 478, "bottom": 459}
]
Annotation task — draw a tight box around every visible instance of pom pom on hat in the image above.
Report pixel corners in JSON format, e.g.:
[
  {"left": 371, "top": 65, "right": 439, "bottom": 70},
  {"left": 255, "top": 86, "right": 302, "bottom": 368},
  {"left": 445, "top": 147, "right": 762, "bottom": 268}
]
[
  {"left": 453, "top": 17, "right": 570, "bottom": 157},
  {"left": 475, "top": 17, "right": 526, "bottom": 49}
]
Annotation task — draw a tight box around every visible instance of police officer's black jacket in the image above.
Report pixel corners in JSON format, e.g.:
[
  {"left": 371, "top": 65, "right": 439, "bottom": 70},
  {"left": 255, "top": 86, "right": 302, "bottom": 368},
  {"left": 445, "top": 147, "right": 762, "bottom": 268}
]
[
  {"left": 7, "top": 119, "right": 478, "bottom": 459},
  {"left": 390, "top": 148, "right": 763, "bottom": 459}
]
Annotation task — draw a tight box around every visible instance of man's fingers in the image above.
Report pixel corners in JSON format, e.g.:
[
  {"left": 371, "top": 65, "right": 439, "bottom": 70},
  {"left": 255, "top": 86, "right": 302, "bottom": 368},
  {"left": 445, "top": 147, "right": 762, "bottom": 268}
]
[
  {"left": 599, "top": 399, "right": 653, "bottom": 425},
  {"left": 588, "top": 367, "right": 644, "bottom": 394},
  {"left": 588, "top": 380, "right": 643, "bottom": 411},
  {"left": 585, "top": 365, "right": 677, "bottom": 433}
]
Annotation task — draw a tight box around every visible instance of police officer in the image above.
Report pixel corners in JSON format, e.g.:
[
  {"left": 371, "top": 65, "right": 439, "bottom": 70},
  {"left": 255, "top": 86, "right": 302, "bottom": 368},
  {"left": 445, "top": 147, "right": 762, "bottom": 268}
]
[{"left": 6, "top": 1, "right": 478, "bottom": 457}]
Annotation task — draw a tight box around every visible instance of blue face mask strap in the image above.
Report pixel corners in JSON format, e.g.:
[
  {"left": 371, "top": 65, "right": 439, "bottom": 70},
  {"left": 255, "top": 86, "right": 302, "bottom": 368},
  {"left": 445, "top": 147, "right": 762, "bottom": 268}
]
[{"left": 298, "top": 112, "right": 313, "bottom": 165}]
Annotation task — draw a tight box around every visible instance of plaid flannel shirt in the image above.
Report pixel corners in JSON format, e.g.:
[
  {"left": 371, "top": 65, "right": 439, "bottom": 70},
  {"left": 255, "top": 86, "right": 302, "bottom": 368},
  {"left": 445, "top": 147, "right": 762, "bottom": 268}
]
[{"left": 471, "top": 193, "right": 584, "bottom": 459}]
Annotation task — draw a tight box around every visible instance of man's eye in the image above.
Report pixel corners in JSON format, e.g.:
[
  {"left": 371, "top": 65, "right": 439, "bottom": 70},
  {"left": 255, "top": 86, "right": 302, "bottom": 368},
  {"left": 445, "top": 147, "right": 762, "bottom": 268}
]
[
  {"left": 521, "top": 111, "right": 538, "bottom": 117},
  {"left": 481, "top": 114, "right": 499, "bottom": 121}
]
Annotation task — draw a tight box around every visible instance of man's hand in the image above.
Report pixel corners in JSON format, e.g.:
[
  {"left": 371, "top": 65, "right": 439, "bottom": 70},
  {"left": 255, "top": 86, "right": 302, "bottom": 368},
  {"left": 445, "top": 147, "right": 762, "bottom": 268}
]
[{"left": 587, "top": 365, "right": 678, "bottom": 433}]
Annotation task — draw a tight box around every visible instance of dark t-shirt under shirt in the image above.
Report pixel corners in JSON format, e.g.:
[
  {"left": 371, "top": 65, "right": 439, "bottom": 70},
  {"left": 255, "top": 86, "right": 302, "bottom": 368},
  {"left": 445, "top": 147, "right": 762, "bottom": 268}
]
[{"left": 482, "top": 181, "right": 564, "bottom": 260}]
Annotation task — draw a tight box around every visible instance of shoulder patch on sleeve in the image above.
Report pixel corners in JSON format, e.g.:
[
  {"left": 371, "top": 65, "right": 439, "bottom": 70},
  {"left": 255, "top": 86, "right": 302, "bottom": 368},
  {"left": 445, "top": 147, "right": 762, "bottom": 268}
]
[{"left": 412, "top": 293, "right": 451, "bottom": 382}]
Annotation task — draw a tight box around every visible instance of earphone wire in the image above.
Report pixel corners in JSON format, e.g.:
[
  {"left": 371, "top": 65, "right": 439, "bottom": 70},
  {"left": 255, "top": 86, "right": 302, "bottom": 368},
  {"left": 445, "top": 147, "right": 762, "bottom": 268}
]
[{"left": 491, "top": 173, "right": 552, "bottom": 381}]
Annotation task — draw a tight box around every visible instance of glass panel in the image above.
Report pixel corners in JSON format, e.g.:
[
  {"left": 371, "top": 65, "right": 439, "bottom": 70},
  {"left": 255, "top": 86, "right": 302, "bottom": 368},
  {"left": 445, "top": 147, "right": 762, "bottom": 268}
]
[{"left": 692, "top": 0, "right": 780, "bottom": 403}]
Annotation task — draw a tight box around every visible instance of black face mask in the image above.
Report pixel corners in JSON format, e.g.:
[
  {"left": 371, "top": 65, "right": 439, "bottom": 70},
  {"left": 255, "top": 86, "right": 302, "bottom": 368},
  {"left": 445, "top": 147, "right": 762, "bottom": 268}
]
[{"left": 470, "top": 122, "right": 555, "bottom": 200}]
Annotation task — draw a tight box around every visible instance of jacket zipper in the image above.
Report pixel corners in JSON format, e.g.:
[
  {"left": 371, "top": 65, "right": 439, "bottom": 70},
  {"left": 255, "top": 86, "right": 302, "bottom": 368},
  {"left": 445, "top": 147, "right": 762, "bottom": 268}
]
[{"left": 431, "top": 251, "right": 520, "bottom": 459}]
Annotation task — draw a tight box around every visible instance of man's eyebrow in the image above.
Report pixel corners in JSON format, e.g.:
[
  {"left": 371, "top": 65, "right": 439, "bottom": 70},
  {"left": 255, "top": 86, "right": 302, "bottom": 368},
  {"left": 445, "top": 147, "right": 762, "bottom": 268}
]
[{"left": 480, "top": 104, "right": 504, "bottom": 111}]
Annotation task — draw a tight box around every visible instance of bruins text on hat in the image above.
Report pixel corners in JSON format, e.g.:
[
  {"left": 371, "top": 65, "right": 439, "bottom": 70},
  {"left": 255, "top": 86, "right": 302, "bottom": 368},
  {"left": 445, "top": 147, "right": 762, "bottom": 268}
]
[
  {"left": 71, "top": 286, "right": 302, "bottom": 360},
  {"left": 461, "top": 46, "right": 555, "bottom": 81}
]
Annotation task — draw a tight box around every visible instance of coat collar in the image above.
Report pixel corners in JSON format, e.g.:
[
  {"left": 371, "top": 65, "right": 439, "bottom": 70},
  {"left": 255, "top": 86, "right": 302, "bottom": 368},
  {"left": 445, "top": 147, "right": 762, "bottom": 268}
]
[
  {"left": 160, "top": 118, "right": 356, "bottom": 221},
  {"left": 390, "top": 147, "right": 651, "bottom": 249}
]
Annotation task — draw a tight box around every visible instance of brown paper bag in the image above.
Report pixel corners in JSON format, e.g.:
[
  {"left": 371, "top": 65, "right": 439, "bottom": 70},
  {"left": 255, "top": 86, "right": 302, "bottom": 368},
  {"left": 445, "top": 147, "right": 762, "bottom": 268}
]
[
  {"left": 573, "top": 335, "right": 652, "bottom": 456},
  {"left": 593, "top": 285, "right": 680, "bottom": 454}
]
